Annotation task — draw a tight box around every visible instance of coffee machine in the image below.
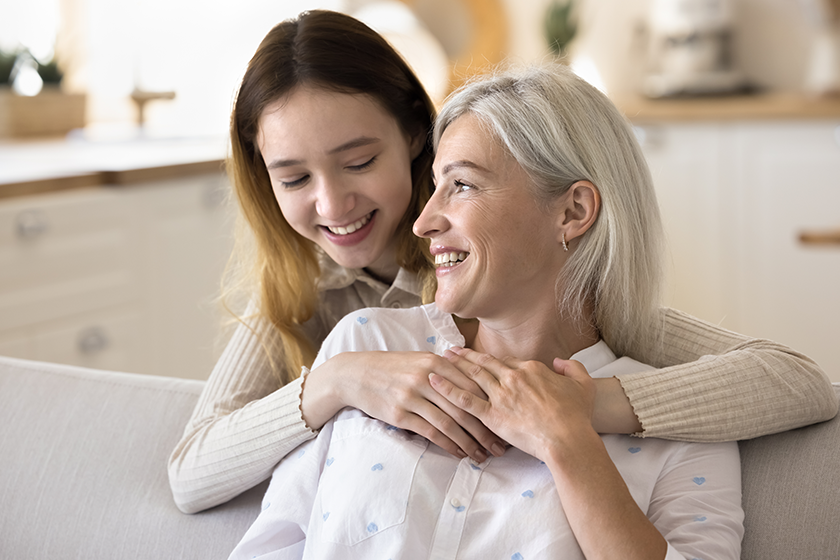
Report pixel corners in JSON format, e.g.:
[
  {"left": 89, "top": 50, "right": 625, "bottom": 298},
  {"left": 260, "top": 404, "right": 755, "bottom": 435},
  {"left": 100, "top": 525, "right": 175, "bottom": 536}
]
[{"left": 643, "top": 0, "right": 746, "bottom": 97}]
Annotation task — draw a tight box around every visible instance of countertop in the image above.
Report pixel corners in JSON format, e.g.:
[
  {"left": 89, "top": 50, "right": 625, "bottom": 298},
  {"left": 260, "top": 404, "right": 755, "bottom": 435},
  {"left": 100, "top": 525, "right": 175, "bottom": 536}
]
[
  {"left": 3, "top": 92, "right": 840, "bottom": 200},
  {"left": 614, "top": 92, "right": 840, "bottom": 123},
  {"left": 0, "top": 135, "right": 227, "bottom": 199}
]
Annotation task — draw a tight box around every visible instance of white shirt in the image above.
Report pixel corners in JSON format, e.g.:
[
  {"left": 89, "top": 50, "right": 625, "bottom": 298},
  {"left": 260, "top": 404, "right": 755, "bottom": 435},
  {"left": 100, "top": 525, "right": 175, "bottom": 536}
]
[{"left": 229, "top": 304, "right": 743, "bottom": 560}]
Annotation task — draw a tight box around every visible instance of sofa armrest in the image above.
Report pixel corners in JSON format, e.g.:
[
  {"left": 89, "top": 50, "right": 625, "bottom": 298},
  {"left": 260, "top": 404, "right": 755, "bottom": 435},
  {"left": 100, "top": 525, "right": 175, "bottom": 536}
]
[{"left": 0, "top": 356, "right": 264, "bottom": 559}]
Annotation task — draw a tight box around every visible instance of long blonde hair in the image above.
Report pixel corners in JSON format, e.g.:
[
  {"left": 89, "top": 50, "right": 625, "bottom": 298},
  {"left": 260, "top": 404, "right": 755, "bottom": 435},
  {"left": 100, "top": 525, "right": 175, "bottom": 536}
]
[{"left": 225, "top": 10, "right": 437, "bottom": 383}]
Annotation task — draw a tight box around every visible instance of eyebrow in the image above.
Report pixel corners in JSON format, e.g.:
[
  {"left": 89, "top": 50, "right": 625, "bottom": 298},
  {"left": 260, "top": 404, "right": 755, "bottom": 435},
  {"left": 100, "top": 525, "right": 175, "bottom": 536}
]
[
  {"left": 436, "top": 160, "right": 493, "bottom": 178},
  {"left": 265, "top": 136, "right": 381, "bottom": 170}
]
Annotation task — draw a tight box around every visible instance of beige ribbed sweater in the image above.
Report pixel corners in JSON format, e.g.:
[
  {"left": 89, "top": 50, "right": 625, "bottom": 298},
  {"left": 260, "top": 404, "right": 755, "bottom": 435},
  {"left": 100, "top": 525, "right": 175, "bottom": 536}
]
[{"left": 168, "top": 263, "right": 838, "bottom": 514}]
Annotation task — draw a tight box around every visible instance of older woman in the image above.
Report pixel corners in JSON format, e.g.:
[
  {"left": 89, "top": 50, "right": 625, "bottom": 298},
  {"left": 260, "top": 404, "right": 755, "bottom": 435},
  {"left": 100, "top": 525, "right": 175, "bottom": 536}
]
[{"left": 228, "top": 64, "right": 743, "bottom": 560}]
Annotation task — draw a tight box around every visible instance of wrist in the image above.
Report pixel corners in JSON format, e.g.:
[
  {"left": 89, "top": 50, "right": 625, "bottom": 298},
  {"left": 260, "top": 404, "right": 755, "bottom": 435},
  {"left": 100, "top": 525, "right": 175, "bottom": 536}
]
[
  {"left": 300, "top": 360, "right": 344, "bottom": 430},
  {"left": 591, "top": 377, "right": 642, "bottom": 435}
]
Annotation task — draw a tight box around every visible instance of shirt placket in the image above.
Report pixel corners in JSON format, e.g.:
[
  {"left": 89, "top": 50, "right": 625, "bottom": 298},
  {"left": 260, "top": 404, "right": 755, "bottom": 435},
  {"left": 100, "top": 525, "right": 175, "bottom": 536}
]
[{"left": 429, "top": 456, "right": 492, "bottom": 560}]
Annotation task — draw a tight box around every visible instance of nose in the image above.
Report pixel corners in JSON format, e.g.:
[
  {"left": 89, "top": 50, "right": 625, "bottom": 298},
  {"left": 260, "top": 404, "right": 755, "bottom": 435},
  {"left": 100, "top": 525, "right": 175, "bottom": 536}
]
[
  {"left": 314, "top": 176, "right": 355, "bottom": 221},
  {"left": 413, "top": 187, "right": 447, "bottom": 239}
]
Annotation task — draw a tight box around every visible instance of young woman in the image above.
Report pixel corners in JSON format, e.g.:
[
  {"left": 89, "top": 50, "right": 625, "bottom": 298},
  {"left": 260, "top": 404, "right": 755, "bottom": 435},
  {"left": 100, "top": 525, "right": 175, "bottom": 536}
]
[
  {"left": 168, "top": 10, "right": 838, "bottom": 515},
  {"left": 228, "top": 63, "right": 743, "bottom": 560}
]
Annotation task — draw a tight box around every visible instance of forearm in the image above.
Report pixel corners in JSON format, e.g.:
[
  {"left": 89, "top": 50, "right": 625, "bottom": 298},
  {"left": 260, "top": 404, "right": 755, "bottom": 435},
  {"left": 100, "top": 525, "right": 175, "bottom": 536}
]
[
  {"left": 168, "top": 315, "right": 316, "bottom": 513},
  {"left": 622, "top": 308, "right": 838, "bottom": 441},
  {"left": 543, "top": 429, "right": 666, "bottom": 560},
  {"left": 168, "top": 378, "right": 316, "bottom": 513}
]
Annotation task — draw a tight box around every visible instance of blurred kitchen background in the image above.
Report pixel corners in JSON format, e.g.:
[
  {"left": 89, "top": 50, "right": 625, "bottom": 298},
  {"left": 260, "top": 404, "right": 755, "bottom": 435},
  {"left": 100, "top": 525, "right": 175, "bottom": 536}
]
[{"left": 1, "top": 0, "right": 839, "bottom": 382}]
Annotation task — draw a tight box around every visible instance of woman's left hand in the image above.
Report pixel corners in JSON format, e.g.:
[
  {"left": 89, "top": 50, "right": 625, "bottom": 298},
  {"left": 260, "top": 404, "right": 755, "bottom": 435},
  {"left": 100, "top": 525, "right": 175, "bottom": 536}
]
[{"left": 429, "top": 346, "right": 597, "bottom": 461}]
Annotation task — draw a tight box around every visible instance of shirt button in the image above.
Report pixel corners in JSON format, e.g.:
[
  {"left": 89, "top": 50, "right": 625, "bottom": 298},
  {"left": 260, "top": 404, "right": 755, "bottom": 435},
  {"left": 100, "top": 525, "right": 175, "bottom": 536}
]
[
  {"left": 390, "top": 302, "right": 402, "bottom": 308},
  {"left": 450, "top": 498, "right": 461, "bottom": 508}
]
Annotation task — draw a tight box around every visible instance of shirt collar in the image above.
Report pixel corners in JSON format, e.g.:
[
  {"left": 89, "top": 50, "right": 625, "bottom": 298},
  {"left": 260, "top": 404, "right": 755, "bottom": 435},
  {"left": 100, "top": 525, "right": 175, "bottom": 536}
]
[
  {"left": 316, "top": 250, "right": 423, "bottom": 297},
  {"left": 569, "top": 340, "right": 617, "bottom": 378}
]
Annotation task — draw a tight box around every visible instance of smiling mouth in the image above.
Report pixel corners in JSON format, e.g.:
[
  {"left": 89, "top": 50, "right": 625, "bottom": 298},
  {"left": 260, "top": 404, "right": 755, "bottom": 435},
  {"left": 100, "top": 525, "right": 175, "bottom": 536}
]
[
  {"left": 326, "top": 212, "right": 373, "bottom": 236},
  {"left": 435, "top": 251, "right": 469, "bottom": 267}
]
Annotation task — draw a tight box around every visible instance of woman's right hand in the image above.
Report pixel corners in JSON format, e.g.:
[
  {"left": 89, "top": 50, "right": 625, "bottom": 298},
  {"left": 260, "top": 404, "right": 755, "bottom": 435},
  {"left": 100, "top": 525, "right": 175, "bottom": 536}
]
[{"left": 301, "top": 351, "right": 506, "bottom": 463}]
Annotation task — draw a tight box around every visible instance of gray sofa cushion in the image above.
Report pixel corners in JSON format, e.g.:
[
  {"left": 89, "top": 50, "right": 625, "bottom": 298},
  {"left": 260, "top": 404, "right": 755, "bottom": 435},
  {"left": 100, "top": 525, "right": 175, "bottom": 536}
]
[
  {"left": 738, "top": 384, "right": 840, "bottom": 559},
  {"left": 0, "top": 356, "right": 263, "bottom": 559},
  {"left": 1, "top": 355, "right": 838, "bottom": 559}
]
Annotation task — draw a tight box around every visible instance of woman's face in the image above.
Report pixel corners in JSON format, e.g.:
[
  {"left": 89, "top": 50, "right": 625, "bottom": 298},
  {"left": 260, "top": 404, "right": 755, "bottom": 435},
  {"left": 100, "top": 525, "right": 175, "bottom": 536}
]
[
  {"left": 414, "top": 113, "right": 566, "bottom": 320},
  {"left": 257, "top": 86, "right": 420, "bottom": 280}
]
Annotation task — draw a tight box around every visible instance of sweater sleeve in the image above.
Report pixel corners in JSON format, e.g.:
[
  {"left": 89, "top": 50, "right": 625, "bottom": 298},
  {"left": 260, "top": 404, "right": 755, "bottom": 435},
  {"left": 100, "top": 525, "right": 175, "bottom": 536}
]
[
  {"left": 618, "top": 307, "right": 839, "bottom": 442},
  {"left": 167, "top": 314, "right": 317, "bottom": 514}
]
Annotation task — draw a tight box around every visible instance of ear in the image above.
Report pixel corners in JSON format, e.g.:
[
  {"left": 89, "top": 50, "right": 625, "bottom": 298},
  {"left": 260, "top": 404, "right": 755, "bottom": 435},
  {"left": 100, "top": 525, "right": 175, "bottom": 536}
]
[{"left": 556, "top": 180, "right": 601, "bottom": 248}]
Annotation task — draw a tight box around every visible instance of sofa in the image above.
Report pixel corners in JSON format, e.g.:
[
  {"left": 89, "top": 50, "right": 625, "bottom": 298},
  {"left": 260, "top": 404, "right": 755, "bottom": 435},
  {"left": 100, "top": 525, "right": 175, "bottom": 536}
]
[{"left": 1, "top": 355, "right": 838, "bottom": 559}]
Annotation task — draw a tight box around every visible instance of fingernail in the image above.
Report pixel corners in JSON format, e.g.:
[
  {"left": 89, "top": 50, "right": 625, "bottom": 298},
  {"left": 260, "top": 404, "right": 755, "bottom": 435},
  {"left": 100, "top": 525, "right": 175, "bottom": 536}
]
[
  {"left": 450, "top": 346, "right": 463, "bottom": 354},
  {"left": 491, "top": 443, "right": 505, "bottom": 457},
  {"left": 456, "top": 448, "right": 467, "bottom": 459},
  {"left": 474, "top": 448, "right": 488, "bottom": 462}
]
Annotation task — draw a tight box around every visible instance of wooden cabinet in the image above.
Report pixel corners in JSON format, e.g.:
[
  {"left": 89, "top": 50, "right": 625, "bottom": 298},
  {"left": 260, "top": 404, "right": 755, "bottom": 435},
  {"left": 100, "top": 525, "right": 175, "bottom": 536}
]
[
  {"left": 636, "top": 120, "right": 840, "bottom": 381},
  {"left": 0, "top": 173, "right": 234, "bottom": 380}
]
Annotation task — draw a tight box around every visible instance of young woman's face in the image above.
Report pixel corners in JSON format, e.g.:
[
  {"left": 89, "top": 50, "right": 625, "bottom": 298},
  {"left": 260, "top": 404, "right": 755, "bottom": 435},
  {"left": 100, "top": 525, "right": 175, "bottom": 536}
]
[
  {"left": 257, "top": 86, "right": 420, "bottom": 281},
  {"left": 414, "top": 113, "right": 565, "bottom": 320}
]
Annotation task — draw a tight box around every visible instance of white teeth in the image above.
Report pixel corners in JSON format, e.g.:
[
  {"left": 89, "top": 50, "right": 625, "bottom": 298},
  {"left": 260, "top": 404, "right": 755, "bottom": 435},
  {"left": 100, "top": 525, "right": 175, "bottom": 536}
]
[
  {"left": 434, "top": 252, "right": 468, "bottom": 267},
  {"left": 327, "top": 213, "right": 371, "bottom": 235}
]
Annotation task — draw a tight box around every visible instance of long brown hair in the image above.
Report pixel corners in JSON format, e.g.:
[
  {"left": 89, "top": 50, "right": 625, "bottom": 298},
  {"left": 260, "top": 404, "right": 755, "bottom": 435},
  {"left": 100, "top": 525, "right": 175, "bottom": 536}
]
[{"left": 226, "top": 10, "right": 437, "bottom": 382}]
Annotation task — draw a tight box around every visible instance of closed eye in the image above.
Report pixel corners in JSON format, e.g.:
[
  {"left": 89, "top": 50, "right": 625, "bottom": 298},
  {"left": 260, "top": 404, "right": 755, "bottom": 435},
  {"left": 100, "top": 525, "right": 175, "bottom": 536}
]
[
  {"left": 279, "top": 175, "right": 309, "bottom": 189},
  {"left": 348, "top": 156, "right": 377, "bottom": 172}
]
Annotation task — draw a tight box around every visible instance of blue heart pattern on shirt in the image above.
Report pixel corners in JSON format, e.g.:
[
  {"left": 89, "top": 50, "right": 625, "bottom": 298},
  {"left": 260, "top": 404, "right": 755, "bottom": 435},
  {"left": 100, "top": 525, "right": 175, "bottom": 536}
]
[
  {"left": 694, "top": 516, "right": 707, "bottom": 522},
  {"left": 693, "top": 477, "right": 706, "bottom": 486},
  {"left": 426, "top": 336, "right": 436, "bottom": 344},
  {"left": 326, "top": 457, "right": 335, "bottom": 467},
  {"left": 521, "top": 490, "right": 534, "bottom": 498},
  {"left": 323, "top": 512, "right": 330, "bottom": 521},
  {"left": 628, "top": 447, "right": 641, "bottom": 454},
  {"left": 357, "top": 316, "right": 368, "bottom": 325},
  {"left": 511, "top": 553, "right": 524, "bottom": 560},
  {"left": 367, "top": 522, "right": 378, "bottom": 533},
  {"left": 371, "top": 463, "right": 383, "bottom": 471}
]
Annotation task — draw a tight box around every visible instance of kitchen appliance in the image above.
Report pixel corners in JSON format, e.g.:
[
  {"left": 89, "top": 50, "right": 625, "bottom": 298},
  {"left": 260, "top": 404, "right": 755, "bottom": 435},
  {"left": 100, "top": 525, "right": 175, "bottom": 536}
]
[{"left": 643, "top": 0, "right": 746, "bottom": 97}]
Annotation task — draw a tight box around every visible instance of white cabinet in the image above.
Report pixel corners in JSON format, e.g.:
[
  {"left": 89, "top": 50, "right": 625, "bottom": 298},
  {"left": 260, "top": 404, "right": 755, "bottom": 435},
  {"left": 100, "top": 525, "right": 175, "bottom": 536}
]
[
  {"left": 0, "top": 173, "right": 234, "bottom": 380},
  {"left": 636, "top": 120, "right": 840, "bottom": 381}
]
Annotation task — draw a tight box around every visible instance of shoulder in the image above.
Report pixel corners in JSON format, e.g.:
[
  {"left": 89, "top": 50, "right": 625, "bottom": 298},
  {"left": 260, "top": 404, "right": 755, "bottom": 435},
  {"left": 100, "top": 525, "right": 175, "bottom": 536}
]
[{"left": 314, "top": 304, "right": 444, "bottom": 366}]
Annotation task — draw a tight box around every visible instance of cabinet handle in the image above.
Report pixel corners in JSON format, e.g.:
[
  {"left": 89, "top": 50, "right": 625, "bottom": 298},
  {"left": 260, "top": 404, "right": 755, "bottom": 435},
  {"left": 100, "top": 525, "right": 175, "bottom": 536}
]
[
  {"left": 16, "top": 210, "right": 49, "bottom": 239},
  {"left": 77, "top": 327, "right": 110, "bottom": 355},
  {"left": 799, "top": 228, "right": 840, "bottom": 246}
]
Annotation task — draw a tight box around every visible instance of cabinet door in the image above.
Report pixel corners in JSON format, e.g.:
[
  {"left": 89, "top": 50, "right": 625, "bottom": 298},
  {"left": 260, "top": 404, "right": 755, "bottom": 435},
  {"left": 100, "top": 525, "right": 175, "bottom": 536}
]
[
  {"left": 733, "top": 122, "right": 840, "bottom": 381},
  {"left": 34, "top": 307, "right": 147, "bottom": 373},
  {"left": 133, "top": 174, "right": 234, "bottom": 380},
  {"left": 637, "top": 124, "right": 734, "bottom": 326},
  {"left": 0, "top": 188, "right": 142, "bottom": 332}
]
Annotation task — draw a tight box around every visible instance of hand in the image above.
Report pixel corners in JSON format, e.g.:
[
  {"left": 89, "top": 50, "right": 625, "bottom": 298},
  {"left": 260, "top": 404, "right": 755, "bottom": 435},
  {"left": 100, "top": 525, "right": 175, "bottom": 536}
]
[
  {"left": 302, "top": 351, "right": 506, "bottom": 463},
  {"left": 429, "top": 347, "right": 597, "bottom": 461}
]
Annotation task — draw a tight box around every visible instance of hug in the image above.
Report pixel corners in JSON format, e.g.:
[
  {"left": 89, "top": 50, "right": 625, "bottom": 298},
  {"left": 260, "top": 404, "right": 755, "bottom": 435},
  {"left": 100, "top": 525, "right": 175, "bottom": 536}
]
[{"left": 165, "top": 10, "right": 837, "bottom": 560}]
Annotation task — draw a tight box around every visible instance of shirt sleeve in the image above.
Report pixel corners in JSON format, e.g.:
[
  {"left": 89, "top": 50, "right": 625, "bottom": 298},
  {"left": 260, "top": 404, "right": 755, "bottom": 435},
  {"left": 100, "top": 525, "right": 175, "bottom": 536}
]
[
  {"left": 168, "top": 312, "right": 317, "bottom": 514},
  {"left": 648, "top": 441, "right": 744, "bottom": 560},
  {"left": 619, "top": 307, "right": 838, "bottom": 442}
]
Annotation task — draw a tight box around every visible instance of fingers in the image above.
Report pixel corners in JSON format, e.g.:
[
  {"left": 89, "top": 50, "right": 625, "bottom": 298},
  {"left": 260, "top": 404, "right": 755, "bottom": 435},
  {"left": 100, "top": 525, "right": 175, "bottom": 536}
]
[{"left": 444, "top": 347, "right": 504, "bottom": 389}]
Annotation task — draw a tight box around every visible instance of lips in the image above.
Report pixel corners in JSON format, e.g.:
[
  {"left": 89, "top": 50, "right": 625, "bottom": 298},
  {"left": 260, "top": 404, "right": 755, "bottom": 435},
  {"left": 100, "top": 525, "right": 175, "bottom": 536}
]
[
  {"left": 321, "top": 211, "right": 376, "bottom": 246},
  {"left": 326, "top": 212, "right": 372, "bottom": 235}
]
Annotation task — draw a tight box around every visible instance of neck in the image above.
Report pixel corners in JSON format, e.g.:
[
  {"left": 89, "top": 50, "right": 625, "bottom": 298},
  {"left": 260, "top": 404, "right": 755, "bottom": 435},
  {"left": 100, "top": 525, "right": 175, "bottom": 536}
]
[{"left": 460, "top": 307, "right": 599, "bottom": 368}]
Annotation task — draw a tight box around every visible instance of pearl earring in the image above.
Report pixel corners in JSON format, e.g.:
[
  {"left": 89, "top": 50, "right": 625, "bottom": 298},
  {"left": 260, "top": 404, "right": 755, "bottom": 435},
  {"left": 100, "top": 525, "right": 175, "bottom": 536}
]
[{"left": 562, "top": 233, "right": 569, "bottom": 252}]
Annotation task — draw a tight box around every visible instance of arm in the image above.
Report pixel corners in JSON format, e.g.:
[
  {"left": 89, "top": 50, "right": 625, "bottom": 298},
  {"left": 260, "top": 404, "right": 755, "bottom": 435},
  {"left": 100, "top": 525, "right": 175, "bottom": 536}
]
[
  {"left": 168, "top": 315, "right": 317, "bottom": 514},
  {"left": 169, "top": 309, "right": 504, "bottom": 513},
  {"left": 604, "top": 308, "right": 838, "bottom": 442}
]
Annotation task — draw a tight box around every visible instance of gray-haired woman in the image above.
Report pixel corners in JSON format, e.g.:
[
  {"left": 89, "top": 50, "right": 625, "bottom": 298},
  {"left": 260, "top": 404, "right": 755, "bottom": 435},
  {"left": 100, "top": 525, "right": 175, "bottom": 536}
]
[{"left": 229, "top": 63, "right": 744, "bottom": 560}]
